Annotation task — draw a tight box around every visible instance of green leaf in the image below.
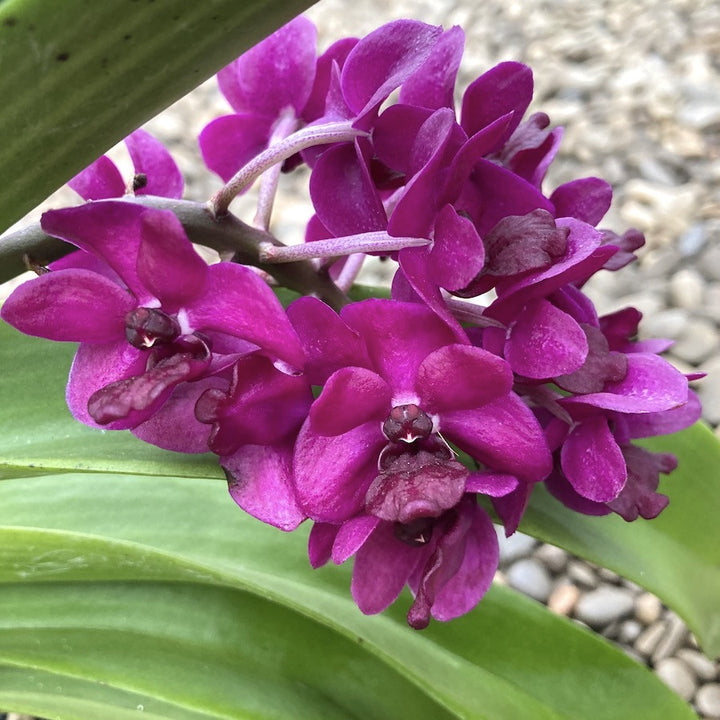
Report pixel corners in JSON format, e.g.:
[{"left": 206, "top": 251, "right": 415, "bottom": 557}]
[
  {"left": 0, "top": 321, "right": 222, "bottom": 479},
  {"left": 0, "top": 0, "right": 314, "bottom": 235},
  {"left": 0, "top": 472, "right": 697, "bottom": 720},
  {"left": 519, "top": 423, "right": 720, "bottom": 658}
]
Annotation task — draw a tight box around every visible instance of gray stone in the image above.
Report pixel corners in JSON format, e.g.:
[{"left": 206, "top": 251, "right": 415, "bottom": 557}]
[
  {"left": 574, "top": 586, "right": 635, "bottom": 628},
  {"left": 676, "top": 649, "right": 718, "bottom": 682},
  {"left": 701, "top": 283, "right": 720, "bottom": 323},
  {"left": 533, "top": 544, "right": 569, "bottom": 574},
  {"left": 671, "top": 318, "right": 720, "bottom": 365},
  {"left": 618, "top": 619, "right": 643, "bottom": 644},
  {"left": 567, "top": 560, "right": 598, "bottom": 589},
  {"left": 669, "top": 268, "right": 706, "bottom": 311},
  {"left": 496, "top": 528, "right": 537, "bottom": 565},
  {"left": 695, "top": 683, "right": 720, "bottom": 718},
  {"left": 634, "top": 621, "right": 667, "bottom": 657},
  {"left": 506, "top": 558, "right": 553, "bottom": 603},
  {"left": 548, "top": 583, "right": 580, "bottom": 616},
  {"left": 654, "top": 657, "right": 697, "bottom": 702},
  {"left": 698, "top": 356, "right": 720, "bottom": 426},
  {"left": 634, "top": 592, "right": 663, "bottom": 625},
  {"left": 651, "top": 613, "right": 689, "bottom": 663},
  {"left": 700, "top": 244, "right": 720, "bottom": 283}
]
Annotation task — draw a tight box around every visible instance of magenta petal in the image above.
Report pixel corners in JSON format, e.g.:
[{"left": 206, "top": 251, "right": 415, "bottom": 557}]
[
  {"left": 187, "top": 262, "right": 303, "bottom": 368},
  {"left": 308, "top": 523, "right": 339, "bottom": 568},
  {"left": 441, "top": 395, "right": 552, "bottom": 482},
  {"left": 561, "top": 416, "right": 627, "bottom": 502},
  {"left": 466, "top": 472, "right": 519, "bottom": 496},
  {"left": 218, "top": 16, "right": 317, "bottom": 116},
  {"left": 286, "top": 296, "right": 369, "bottom": 384},
  {"left": 341, "top": 299, "right": 457, "bottom": 394},
  {"left": 309, "top": 141, "right": 387, "bottom": 236},
  {"left": 416, "top": 344, "right": 512, "bottom": 413},
  {"left": 294, "top": 419, "right": 386, "bottom": 522},
  {"left": 545, "top": 470, "right": 611, "bottom": 517},
  {"left": 505, "top": 299, "right": 588, "bottom": 378},
  {"left": 224, "top": 442, "right": 305, "bottom": 531},
  {"left": 373, "top": 104, "right": 433, "bottom": 175},
  {"left": 125, "top": 128, "right": 184, "bottom": 199},
  {"left": 302, "top": 37, "right": 358, "bottom": 121},
  {"left": 68, "top": 155, "right": 126, "bottom": 200},
  {"left": 399, "top": 25, "right": 465, "bottom": 110},
  {"left": 137, "top": 210, "right": 207, "bottom": 308},
  {"left": 351, "top": 521, "right": 423, "bottom": 615},
  {"left": 66, "top": 340, "right": 146, "bottom": 427},
  {"left": 562, "top": 353, "right": 689, "bottom": 414},
  {"left": 461, "top": 62, "right": 533, "bottom": 139},
  {"left": 616, "top": 390, "right": 702, "bottom": 440},
  {"left": 341, "top": 20, "right": 442, "bottom": 118},
  {"left": 310, "top": 367, "right": 391, "bottom": 436},
  {"left": 199, "top": 114, "right": 272, "bottom": 182},
  {"left": 132, "top": 375, "right": 225, "bottom": 452},
  {"left": 429, "top": 502, "right": 498, "bottom": 622},
  {"left": 550, "top": 177, "right": 612, "bottom": 226},
  {"left": 41, "top": 202, "right": 149, "bottom": 302},
  {"left": 1, "top": 269, "right": 134, "bottom": 342},
  {"left": 491, "top": 481, "right": 534, "bottom": 535},
  {"left": 332, "top": 514, "right": 381, "bottom": 564},
  {"left": 429, "top": 205, "right": 485, "bottom": 291}
]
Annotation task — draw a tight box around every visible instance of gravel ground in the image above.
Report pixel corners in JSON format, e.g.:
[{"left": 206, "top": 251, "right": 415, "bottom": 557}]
[{"left": 2, "top": 0, "right": 719, "bottom": 718}]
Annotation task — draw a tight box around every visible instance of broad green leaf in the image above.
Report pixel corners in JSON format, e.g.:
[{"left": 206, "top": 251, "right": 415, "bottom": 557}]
[
  {"left": 0, "top": 472, "right": 697, "bottom": 720},
  {"left": 0, "top": 321, "right": 221, "bottom": 478},
  {"left": 0, "top": 0, "right": 314, "bottom": 235},
  {"left": 519, "top": 423, "right": 720, "bottom": 658}
]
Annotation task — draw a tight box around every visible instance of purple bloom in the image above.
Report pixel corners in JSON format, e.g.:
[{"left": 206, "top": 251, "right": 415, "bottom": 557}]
[
  {"left": 1, "top": 203, "right": 303, "bottom": 451},
  {"left": 286, "top": 297, "right": 551, "bottom": 626}
]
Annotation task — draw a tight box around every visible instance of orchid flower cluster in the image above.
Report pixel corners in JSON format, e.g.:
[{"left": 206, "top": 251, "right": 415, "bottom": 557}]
[{"left": 1, "top": 17, "right": 701, "bottom": 630}]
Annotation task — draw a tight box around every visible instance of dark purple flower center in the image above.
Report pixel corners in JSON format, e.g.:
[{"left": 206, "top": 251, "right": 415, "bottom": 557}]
[
  {"left": 125, "top": 307, "right": 181, "bottom": 349},
  {"left": 382, "top": 403, "right": 434, "bottom": 443}
]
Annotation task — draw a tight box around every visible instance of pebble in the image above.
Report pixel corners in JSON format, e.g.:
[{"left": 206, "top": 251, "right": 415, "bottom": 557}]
[
  {"left": 700, "top": 244, "right": 720, "bottom": 283},
  {"left": 655, "top": 657, "right": 698, "bottom": 702},
  {"left": 640, "top": 309, "right": 690, "bottom": 342},
  {"left": 634, "top": 621, "right": 667, "bottom": 657},
  {"left": 548, "top": 583, "right": 580, "bottom": 616},
  {"left": 497, "top": 529, "right": 537, "bottom": 565},
  {"left": 618, "top": 619, "right": 643, "bottom": 644},
  {"left": 696, "top": 684, "right": 720, "bottom": 718},
  {"left": 676, "top": 649, "right": 718, "bottom": 683},
  {"left": 634, "top": 592, "right": 663, "bottom": 625},
  {"left": 533, "top": 544, "right": 569, "bottom": 574},
  {"left": 671, "top": 318, "right": 720, "bottom": 365},
  {"left": 574, "top": 586, "right": 635, "bottom": 628},
  {"left": 567, "top": 560, "right": 599, "bottom": 589},
  {"left": 698, "top": 356, "right": 720, "bottom": 425},
  {"left": 652, "top": 613, "right": 690, "bottom": 663},
  {"left": 506, "top": 559, "right": 553, "bottom": 603},
  {"left": 670, "top": 268, "right": 706, "bottom": 311}
]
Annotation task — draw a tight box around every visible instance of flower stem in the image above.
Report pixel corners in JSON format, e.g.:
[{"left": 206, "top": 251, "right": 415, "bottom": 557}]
[
  {"left": 259, "top": 232, "right": 430, "bottom": 263},
  {"left": 211, "top": 120, "right": 367, "bottom": 217}
]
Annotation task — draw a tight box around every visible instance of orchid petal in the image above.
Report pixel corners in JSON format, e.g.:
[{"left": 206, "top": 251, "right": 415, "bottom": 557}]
[
  {"left": 341, "top": 299, "right": 457, "bottom": 394},
  {"left": 505, "top": 299, "right": 588, "bottom": 379},
  {"left": 310, "top": 367, "right": 391, "bottom": 436},
  {"left": 399, "top": 25, "right": 465, "bottom": 110},
  {"left": 224, "top": 442, "right": 305, "bottom": 531},
  {"left": 341, "top": 20, "right": 442, "bottom": 120},
  {"left": 41, "top": 201, "right": 149, "bottom": 302},
  {"left": 1, "top": 269, "right": 133, "bottom": 343},
  {"left": 461, "top": 62, "right": 533, "bottom": 139},
  {"left": 351, "top": 521, "right": 423, "bottom": 614},
  {"left": 561, "top": 416, "right": 627, "bottom": 502},
  {"left": 441, "top": 394, "right": 552, "bottom": 482},
  {"left": 294, "top": 419, "right": 386, "bottom": 522},
  {"left": 332, "top": 514, "right": 381, "bottom": 564},
  {"left": 187, "top": 262, "right": 303, "bottom": 368},
  {"left": 416, "top": 344, "right": 512, "bottom": 413},
  {"left": 217, "top": 16, "right": 317, "bottom": 116},
  {"left": 308, "top": 522, "right": 339, "bottom": 568},
  {"left": 125, "top": 128, "right": 184, "bottom": 199},
  {"left": 550, "top": 177, "right": 612, "bottom": 226},
  {"left": 491, "top": 481, "right": 535, "bottom": 535},
  {"left": 286, "top": 296, "right": 369, "bottom": 384},
  {"left": 199, "top": 113, "right": 272, "bottom": 183},
  {"left": 466, "top": 472, "right": 519, "bottom": 496},
  {"left": 68, "top": 155, "right": 125, "bottom": 200},
  {"left": 302, "top": 37, "right": 358, "bottom": 121},
  {"left": 561, "top": 353, "right": 689, "bottom": 414}
]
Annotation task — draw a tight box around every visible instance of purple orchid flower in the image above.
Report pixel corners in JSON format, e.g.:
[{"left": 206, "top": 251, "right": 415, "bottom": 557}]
[
  {"left": 285, "top": 297, "right": 551, "bottom": 626},
  {"left": 1, "top": 202, "right": 303, "bottom": 452},
  {"left": 69, "top": 127, "right": 183, "bottom": 200}
]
